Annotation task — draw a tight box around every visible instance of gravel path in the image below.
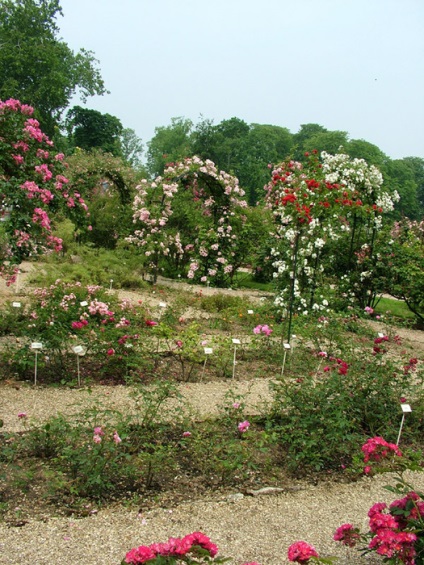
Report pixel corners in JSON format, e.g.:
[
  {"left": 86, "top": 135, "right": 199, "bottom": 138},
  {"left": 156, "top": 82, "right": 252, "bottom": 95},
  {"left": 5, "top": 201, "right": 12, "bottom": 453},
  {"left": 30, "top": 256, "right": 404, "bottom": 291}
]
[
  {"left": 1, "top": 265, "right": 424, "bottom": 564},
  {"left": 3, "top": 470, "right": 422, "bottom": 564}
]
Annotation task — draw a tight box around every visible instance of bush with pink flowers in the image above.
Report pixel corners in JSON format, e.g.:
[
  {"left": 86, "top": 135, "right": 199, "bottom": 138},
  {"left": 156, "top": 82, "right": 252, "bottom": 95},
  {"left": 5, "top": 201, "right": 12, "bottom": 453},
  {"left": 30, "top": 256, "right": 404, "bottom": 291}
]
[{"left": 0, "top": 98, "right": 90, "bottom": 282}]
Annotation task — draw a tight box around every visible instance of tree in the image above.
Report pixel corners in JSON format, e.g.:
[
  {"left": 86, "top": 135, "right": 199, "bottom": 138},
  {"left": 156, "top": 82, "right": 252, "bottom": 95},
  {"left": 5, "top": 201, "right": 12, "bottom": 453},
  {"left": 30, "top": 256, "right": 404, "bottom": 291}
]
[
  {"left": 303, "top": 130, "right": 349, "bottom": 155},
  {"left": 66, "top": 106, "right": 123, "bottom": 156},
  {"left": 402, "top": 157, "right": 424, "bottom": 215},
  {"left": 292, "top": 123, "right": 327, "bottom": 159},
  {"left": 383, "top": 159, "right": 421, "bottom": 220},
  {"left": 120, "top": 128, "right": 144, "bottom": 170},
  {"left": 0, "top": 0, "right": 107, "bottom": 136},
  {"left": 146, "top": 117, "right": 193, "bottom": 177},
  {"left": 346, "top": 139, "right": 387, "bottom": 167}
]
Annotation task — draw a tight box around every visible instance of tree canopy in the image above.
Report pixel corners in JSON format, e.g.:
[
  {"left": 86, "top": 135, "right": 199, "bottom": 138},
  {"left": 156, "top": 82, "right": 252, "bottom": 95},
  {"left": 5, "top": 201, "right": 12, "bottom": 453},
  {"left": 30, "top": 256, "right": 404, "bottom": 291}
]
[{"left": 0, "top": 0, "right": 107, "bottom": 135}]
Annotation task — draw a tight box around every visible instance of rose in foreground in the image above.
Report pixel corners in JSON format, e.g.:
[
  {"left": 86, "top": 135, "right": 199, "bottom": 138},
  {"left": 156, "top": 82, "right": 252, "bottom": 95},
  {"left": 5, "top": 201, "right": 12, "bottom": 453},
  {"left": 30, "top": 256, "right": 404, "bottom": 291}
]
[
  {"left": 287, "top": 541, "right": 319, "bottom": 563},
  {"left": 124, "top": 531, "right": 219, "bottom": 564}
]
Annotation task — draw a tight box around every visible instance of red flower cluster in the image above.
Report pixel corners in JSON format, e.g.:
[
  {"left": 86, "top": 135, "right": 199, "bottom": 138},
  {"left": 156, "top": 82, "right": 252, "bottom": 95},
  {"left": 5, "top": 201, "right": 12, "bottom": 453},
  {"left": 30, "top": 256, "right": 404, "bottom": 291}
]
[
  {"left": 71, "top": 319, "right": 88, "bottom": 330},
  {"left": 362, "top": 436, "right": 402, "bottom": 464},
  {"left": 125, "top": 532, "right": 218, "bottom": 564},
  {"left": 333, "top": 523, "right": 361, "bottom": 547},
  {"left": 367, "top": 501, "right": 418, "bottom": 563},
  {"left": 287, "top": 540, "right": 319, "bottom": 563},
  {"left": 404, "top": 357, "right": 418, "bottom": 375}
]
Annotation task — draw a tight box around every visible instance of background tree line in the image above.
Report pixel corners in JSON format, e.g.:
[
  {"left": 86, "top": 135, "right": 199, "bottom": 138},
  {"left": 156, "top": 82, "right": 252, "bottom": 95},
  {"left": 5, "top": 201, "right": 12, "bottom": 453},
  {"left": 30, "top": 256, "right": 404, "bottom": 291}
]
[{"left": 1, "top": 0, "right": 423, "bottom": 221}]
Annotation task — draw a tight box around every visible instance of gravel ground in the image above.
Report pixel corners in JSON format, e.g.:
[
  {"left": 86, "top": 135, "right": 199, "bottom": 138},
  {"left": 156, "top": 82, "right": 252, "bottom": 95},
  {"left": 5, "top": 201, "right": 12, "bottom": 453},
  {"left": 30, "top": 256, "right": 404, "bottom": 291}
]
[
  {"left": 3, "top": 470, "right": 424, "bottom": 564},
  {"left": 1, "top": 266, "right": 424, "bottom": 564},
  {"left": 2, "top": 378, "right": 422, "bottom": 564}
]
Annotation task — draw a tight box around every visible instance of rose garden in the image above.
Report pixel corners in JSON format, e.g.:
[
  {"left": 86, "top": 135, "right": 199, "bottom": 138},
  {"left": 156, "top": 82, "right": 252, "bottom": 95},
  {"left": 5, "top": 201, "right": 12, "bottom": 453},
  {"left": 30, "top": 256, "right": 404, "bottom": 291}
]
[{"left": 1, "top": 98, "right": 424, "bottom": 564}]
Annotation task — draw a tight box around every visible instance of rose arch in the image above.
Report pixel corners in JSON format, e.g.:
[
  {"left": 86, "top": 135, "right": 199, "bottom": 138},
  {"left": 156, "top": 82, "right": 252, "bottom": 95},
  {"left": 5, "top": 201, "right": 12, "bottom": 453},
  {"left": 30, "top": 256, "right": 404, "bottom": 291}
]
[{"left": 127, "top": 156, "right": 248, "bottom": 286}]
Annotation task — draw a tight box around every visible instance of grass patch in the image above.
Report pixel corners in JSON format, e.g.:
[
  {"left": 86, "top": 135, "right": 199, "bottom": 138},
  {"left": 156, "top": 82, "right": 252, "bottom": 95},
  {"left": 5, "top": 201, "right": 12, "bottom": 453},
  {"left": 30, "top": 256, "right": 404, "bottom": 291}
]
[{"left": 375, "top": 296, "right": 416, "bottom": 320}]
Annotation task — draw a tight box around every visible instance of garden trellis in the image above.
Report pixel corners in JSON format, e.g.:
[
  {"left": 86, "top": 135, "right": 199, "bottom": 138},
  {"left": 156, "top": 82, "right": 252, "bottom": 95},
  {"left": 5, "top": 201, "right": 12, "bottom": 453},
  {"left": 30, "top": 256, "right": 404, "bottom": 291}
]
[
  {"left": 127, "top": 156, "right": 248, "bottom": 287},
  {"left": 264, "top": 151, "right": 400, "bottom": 342}
]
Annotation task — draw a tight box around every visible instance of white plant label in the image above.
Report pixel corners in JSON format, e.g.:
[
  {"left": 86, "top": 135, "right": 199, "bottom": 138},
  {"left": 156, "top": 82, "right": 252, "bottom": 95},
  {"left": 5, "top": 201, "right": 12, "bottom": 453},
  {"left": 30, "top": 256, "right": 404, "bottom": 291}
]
[
  {"left": 80, "top": 301, "right": 88, "bottom": 307},
  {"left": 284, "top": 343, "right": 291, "bottom": 350},
  {"left": 31, "top": 342, "right": 43, "bottom": 349},
  {"left": 12, "top": 302, "right": 21, "bottom": 308},
  {"left": 159, "top": 302, "right": 167, "bottom": 308},
  {"left": 72, "top": 345, "right": 85, "bottom": 355},
  {"left": 401, "top": 404, "right": 412, "bottom": 413},
  {"left": 232, "top": 338, "right": 241, "bottom": 345},
  {"left": 247, "top": 310, "right": 254, "bottom": 315},
  {"left": 204, "top": 347, "right": 213, "bottom": 355}
]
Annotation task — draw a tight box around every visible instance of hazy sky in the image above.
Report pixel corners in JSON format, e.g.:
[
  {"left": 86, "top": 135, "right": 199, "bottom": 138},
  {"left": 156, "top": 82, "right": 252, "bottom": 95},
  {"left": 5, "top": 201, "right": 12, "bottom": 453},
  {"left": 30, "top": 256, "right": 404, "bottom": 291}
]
[{"left": 58, "top": 0, "right": 424, "bottom": 160}]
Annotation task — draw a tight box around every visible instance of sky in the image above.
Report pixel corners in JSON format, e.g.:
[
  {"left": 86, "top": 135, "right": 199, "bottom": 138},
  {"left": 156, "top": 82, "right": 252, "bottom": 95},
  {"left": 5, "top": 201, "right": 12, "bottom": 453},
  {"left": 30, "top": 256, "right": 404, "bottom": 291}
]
[{"left": 58, "top": 0, "right": 424, "bottom": 160}]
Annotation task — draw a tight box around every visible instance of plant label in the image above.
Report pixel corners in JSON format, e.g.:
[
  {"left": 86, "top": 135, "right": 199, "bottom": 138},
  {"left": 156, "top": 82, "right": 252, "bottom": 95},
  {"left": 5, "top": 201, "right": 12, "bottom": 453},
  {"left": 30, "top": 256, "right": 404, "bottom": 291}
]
[
  {"left": 204, "top": 347, "right": 213, "bottom": 355},
  {"left": 284, "top": 343, "right": 291, "bottom": 349},
  {"left": 232, "top": 338, "right": 241, "bottom": 345},
  {"left": 72, "top": 345, "right": 86, "bottom": 355},
  {"left": 80, "top": 301, "right": 88, "bottom": 307},
  {"left": 159, "top": 302, "right": 167, "bottom": 308},
  {"left": 31, "top": 342, "right": 43, "bottom": 349},
  {"left": 12, "top": 302, "right": 21, "bottom": 308},
  {"left": 401, "top": 404, "right": 412, "bottom": 413},
  {"left": 247, "top": 310, "right": 254, "bottom": 314}
]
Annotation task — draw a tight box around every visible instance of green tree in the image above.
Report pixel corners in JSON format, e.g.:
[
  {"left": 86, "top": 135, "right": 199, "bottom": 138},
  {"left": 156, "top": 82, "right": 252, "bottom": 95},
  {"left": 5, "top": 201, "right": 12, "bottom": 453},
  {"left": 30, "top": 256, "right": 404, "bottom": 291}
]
[
  {"left": 0, "top": 0, "right": 107, "bottom": 136},
  {"left": 146, "top": 117, "right": 193, "bottom": 177},
  {"left": 240, "top": 123, "right": 293, "bottom": 204},
  {"left": 66, "top": 106, "right": 123, "bottom": 156},
  {"left": 402, "top": 156, "right": 424, "bottom": 215},
  {"left": 292, "top": 123, "right": 327, "bottom": 159},
  {"left": 383, "top": 159, "right": 421, "bottom": 220},
  {"left": 303, "top": 130, "right": 349, "bottom": 155},
  {"left": 346, "top": 139, "right": 387, "bottom": 167},
  {"left": 120, "top": 127, "right": 144, "bottom": 169}
]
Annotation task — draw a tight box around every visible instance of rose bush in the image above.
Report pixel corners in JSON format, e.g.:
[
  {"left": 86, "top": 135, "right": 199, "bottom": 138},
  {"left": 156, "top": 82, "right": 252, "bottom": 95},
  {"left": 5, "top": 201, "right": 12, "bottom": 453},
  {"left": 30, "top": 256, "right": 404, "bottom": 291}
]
[{"left": 0, "top": 98, "right": 90, "bottom": 282}]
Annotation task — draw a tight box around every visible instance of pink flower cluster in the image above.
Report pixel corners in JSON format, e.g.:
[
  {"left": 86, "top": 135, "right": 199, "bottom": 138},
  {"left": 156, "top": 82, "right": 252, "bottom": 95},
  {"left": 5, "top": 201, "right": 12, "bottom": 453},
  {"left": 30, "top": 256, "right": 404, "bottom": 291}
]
[
  {"left": 287, "top": 540, "right": 319, "bottom": 563},
  {"left": 93, "top": 426, "right": 121, "bottom": 445},
  {"left": 71, "top": 319, "right": 88, "bottom": 330},
  {"left": 362, "top": 436, "right": 402, "bottom": 468},
  {"left": 253, "top": 324, "right": 273, "bottom": 336},
  {"left": 366, "top": 499, "right": 419, "bottom": 563},
  {"left": 322, "top": 356, "right": 349, "bottom": 375},
  {"left": 125, "top": 531, "right": 218, "bottom": 564},
  {"left": 238, "top": 420, "right": 250, "bottom": 433},
  {"left": 333, "top": 523, "right": 361, "bottom": 547}
]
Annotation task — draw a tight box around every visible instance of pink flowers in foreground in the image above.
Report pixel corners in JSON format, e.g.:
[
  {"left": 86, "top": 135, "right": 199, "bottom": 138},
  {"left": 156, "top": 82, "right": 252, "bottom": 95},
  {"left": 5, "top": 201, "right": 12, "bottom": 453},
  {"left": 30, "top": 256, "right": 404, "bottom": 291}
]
[
  {"left": 361, "top": 436, "right": 402, "bottom": 466},
  {"left": 238, "top": 420, "right": 250, "bottom": 433},
  {"left": 253, "top": 324, "right": 273, "bottom": 336},
  {"left": 287, "top": 540, "right": 319, "bottom": 563},
  {"left": 125, "top": 531, "right": 218, "bottom": 564}
]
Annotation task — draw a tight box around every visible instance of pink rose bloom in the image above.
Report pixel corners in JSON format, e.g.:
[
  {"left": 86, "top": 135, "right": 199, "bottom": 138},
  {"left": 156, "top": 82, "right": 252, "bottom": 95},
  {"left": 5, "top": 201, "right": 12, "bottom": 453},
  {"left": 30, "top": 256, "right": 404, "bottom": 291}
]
[
  {"left": 93, "top": 434, "right": 102, "bottom": 444},
  {"left": 125, "top": 545, "right": 156, "bottom": 564},
  {"left": 107, "top": 348, "right": 115, "bottom": 356},
  {"left": 18, "top": 412, "right": 27, "bottom": 419},
  {"left": 334, "top": 523, "right": 361, "bottom": 547},
  {"left": 182, "top": 431, "right": 191, "bottom": 437},
  {"left": 113, "top": 431, "right": 122, "bottom": 444},
  {"left": 238, "top": 420, "right": 250, "bottom": 433},
  {"left": 287, "top": 541, "right": 319, "bottom": 563}
]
